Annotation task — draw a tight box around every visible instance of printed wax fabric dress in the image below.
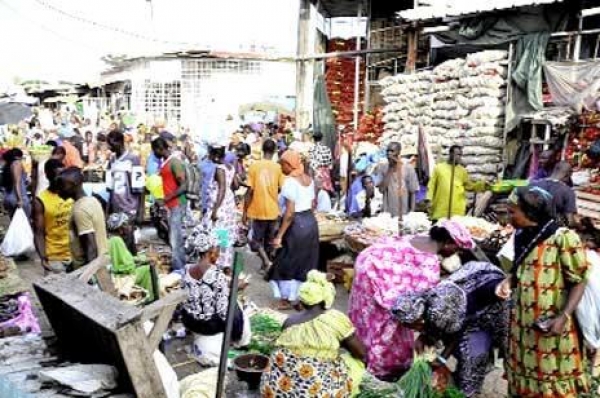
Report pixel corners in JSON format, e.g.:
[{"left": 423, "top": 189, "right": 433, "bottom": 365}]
[
  {"left": 349, "top": 236, "right": 440, "bottom": 378},
  {"left": 260, "top": 310, "right": 364, "bottom": 398},
  {"left": 507, "top": 229, "right": 590, "bottom": 398}
]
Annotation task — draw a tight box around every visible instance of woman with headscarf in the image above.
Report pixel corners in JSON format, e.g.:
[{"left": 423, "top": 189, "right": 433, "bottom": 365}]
[
  {"left": 349, "top": 220, "right": 476, "bottom": 380},
  {"left": 261, "top": 270, "right": 366, "bottom": 398},
  {"left": 393, "top": 261, "right": 508, "bottom": 397},
  {"left": 496, "top": 186, "right": 590, "bottom": 397},
  {"left": 269, "top": 150, "right": 319, "bottom": 310},
  {"left": 204, "top": 144, "right": 239, "bottom": 270},
  {"left": 182, "top": 227, "right": 247, "bottom": 365},
  {"left": 2, "top": 148, "right": 30, "bottom": 218}
]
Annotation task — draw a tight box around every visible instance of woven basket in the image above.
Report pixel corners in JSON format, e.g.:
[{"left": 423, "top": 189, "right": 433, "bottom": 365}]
[{"left": 345, "top": 234, "right": 370, "bottom": 254}]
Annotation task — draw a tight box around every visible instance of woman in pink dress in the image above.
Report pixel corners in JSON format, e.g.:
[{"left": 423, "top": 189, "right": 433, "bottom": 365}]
[{"left": 348, "top": 220, "right": 476, "bottom": 380}]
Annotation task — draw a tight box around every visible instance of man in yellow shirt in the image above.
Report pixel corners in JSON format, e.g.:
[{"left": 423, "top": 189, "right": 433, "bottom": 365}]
[
  {"left": 242, "top": 139, "right": 284, "bottom": 271},
  {"left": 33, "top": 159, "right": 73, "bottom": 274},
  {"left": 427, "top": 145, "right": 486, "bottom": 221}
]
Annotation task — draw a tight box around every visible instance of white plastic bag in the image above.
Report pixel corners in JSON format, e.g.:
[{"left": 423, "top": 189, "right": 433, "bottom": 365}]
[
  {"left": 1, "top": 208, "right": 34, "bottom": 257},
  {"left": 576, "top": 251, "right": 600, "bottom": 349}
]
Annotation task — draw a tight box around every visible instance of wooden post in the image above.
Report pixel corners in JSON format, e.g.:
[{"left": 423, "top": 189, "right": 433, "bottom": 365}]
[
  {"left": 296, "top": 0, "right": 311, "bottom": 130},
  {"left": 406, "top": 28, "right": 418, "bottom": 73}
]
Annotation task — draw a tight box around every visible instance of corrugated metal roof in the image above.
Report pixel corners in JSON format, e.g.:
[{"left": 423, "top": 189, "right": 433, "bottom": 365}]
[{"left": 398, "top": 0, "right": 565, "bottom": 22}]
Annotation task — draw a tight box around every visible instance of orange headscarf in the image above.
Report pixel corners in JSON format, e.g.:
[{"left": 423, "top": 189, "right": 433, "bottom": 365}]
[{"left": 281, "top": 149, "right": 304, "bottom": 177}]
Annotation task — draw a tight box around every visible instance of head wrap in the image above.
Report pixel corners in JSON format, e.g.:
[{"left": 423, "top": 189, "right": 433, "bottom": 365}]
[
  {"left": 508, "top": 186, "right": 555, "bottom": 223},
  {"left": 224, "top": 152, "right": 237, "bottom": 165},
  {"left": 107, "top": 213, "right": 130, "bottom": 232},
  {"left": 185, "top": 226, "right": 217, "bottom": 263},
  {"left": 393, "top": 283, "right": 466, "bottom": 334},
  {"left": 298, "top": 270, "right": 336, "bottom": 309},
  {"left": 392, "top": 292, "right": 427, "bottom": 325},
  {"left": 280, "top": 150, "right": 304, "bottom": 177},
  {"left": 436, "top": 220, "right": 475, "bottom": 250}
]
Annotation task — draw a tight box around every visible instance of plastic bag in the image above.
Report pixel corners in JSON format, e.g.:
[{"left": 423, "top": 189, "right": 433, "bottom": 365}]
[
  {"left": 1, "top": 209, "right": 34, "bottom": 257},
  {"left": 544, "top": 61, "right": 600, "bottom": 113},
  {"left": 576, "top": 250, "right": 600, "bottom": 349}
]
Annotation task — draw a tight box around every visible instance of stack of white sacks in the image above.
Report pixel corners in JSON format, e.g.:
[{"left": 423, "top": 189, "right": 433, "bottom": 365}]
[{"left": 380, "top": 50, "right": 508, "bottom": 181}]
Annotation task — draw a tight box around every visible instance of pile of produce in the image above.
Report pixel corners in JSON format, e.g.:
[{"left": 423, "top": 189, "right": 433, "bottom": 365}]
[
  {"left": 356, "top": 108, "right": 385, "bottom": 144},
  {"left": 401, "top": 212, "right": 432, "bottom": 235},
  {"left": 480, "top": 224, "right": 514, "bottom": 253},
  {"left": 247, "top": 313, "right": 283, "bottom": 356},
  {"left": 362, "top": 213, "right": 399, "bottom": 236},
  {"left": 358, "top": 353, "right": 466, "bottom": 398},
  {"left": 380, "top": 50, "right": 508, "bottom": 181},
  {"left": 325, "top": 38, "right": 365, "bottom": 134},
  {"left": 566, "top": 112, "right": 600, "bottom": 187},
  {"left": 451, "top": 216, "right": 500, "bottom": 241}
]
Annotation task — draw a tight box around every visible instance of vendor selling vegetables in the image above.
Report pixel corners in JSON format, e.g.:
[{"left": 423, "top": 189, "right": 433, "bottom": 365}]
[
  {"left": 349, "top": 220, "right": 478, "bottom": 381},
  {"left": 261, "top": 270, "right": 366, "bottom": 398},
  {"left": 392, "top": 261, "right": 508, "bottom": 398}
]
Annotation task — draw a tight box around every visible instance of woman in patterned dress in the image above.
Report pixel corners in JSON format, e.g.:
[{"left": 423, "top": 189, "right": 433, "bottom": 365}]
[
  {"left": 496, "top": 186, "right": 590, "bottom": 397},
  {"left": 181, "top": 228, "right": 245, "bottom": 361},
  {"left": 349, "top": 220, "right": 475, "bottom": 380},
  {"left": 260, "top": 271, "right": 366, "bottom": 398},
  {"left": 393, "top": 261, "right": 509, "bottom": 397},
  {"left": 205, "top": 145, "right": 238, "bottom": 270}
]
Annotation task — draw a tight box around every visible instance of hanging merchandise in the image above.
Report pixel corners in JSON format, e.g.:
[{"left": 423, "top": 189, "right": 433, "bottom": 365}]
[
  {"left": 380, "top": 50, "right": 508, "bottom": 181},
  {"left": 325, "top": 38, "right": 366, "bottom": 141},
  {"left": 355, "top": 108, "right": 385, "bottom": 144}
]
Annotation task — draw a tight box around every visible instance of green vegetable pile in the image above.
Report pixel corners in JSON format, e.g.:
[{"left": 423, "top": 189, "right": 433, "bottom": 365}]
[
  {"left": 398, "top": 356, "right": 434, "bottom": 398},
  {"left": 434, "top": 386, "right": 465, "bottom": 398},
  {"left": 247, "top": 314, "right": 283, "bottom": 356}
]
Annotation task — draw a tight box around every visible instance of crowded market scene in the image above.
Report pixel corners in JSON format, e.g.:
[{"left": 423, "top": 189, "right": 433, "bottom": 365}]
[{"left": 1, "top": 0, "right": 600, "bottom": 397}]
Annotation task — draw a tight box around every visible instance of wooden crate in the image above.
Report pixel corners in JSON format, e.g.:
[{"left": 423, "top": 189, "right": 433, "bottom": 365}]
[
  {"left": 576, "top": 190, "right": 600, "bottom": 227},
  {"left": 33, "top": 256, "right": 185, "bottom": 398}
]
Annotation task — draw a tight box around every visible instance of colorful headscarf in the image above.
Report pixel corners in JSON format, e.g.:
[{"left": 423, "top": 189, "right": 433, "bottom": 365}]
[
  {"left": 185, "top": 225, "right": 217, "bottom": 263},
  {"left": 107, "top": 213, "right": 130, "bottom": 232},
  {"left": 298, "top": 270, "right": 336, "bottom": 309},
  {"left": 436, "top": 220, "right": 475, "bottom": 250},
  {"left": 280, "top": 149, "right": 304, "bottom": 177}
]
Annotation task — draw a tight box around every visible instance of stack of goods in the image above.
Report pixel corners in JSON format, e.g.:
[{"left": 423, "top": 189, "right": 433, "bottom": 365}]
[
  {"left": 380, "top": 71, "right": 434, "bottom": 149},
  {"left": 380, "top": 50, "right": 508, "bottom": 181},
  {"left": 566, "top": 111, "right": 600, "bottom": 177},
  {"left": 325, "top": 38, "right": 365, "bottom": 137},
  {"left": 480, "top": 224, "right": 514, "bottom": 256},
  {"left": 355, "top": 108, "right": 385, "bottom": 144}
]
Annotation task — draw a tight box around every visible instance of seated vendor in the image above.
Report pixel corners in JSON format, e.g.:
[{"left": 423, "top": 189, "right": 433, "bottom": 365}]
[
  {"left": 351, "top": 175, "right": 382, "bottom": 219},
  {"left": 182, "top": 228, "right": 249, "bottom": 364},
  {"left": 107, "top": 213, "right": 155, "bottom": 302},
  {"left": 393, "top": 261, "right": 508, "bottom": 398},
  {"left": 349, "top": 221, "right": 477, "bottom": 380},
  {"left": 261, "top": 270, "right": 366, "bottom": 398}
]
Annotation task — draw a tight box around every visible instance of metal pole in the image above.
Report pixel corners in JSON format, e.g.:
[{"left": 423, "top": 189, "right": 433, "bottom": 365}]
[
  {"left": 573, "top": 12, "right": 583, "bottom": 61},
  {"left": 215, "top": 251, "right": 242, "bottom": 398},
  {"left": 353, "top": 3, "right": 363, "bottom": 132}
]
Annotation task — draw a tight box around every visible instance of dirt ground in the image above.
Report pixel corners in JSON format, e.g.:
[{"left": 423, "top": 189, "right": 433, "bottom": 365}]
[{"left": 14, "top": 226, "right": 508, "bottom": 397}]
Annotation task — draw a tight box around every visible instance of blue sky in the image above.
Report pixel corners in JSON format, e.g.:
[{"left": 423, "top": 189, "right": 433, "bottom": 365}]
[{"left": 0, "top": 0, "right": 300, "bottom": 82}]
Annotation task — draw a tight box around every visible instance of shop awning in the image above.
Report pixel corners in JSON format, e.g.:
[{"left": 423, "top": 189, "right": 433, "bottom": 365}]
[{"left": 398, "top": 0, "right": 565, "bottom": 22}]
